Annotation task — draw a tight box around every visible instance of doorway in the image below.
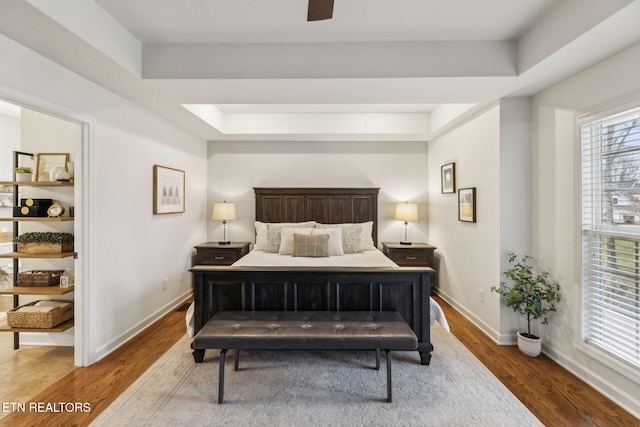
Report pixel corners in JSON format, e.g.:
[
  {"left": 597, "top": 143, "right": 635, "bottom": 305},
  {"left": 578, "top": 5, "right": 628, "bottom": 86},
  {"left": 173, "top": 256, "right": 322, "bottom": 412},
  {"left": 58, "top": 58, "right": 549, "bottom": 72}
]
[{"left": 0, "top": 96, "right": 90, "bottom": 367}]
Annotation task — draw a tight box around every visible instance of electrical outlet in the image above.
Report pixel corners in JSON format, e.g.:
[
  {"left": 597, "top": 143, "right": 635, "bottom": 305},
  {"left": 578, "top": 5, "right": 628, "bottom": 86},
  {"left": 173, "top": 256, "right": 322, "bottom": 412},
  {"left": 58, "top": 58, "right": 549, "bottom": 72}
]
[
  {"left": 479, "top": 289, "right": 484, "bottom": 303},
  {"left": 163, "top": 278, "right": 168, "bottom": 291}
]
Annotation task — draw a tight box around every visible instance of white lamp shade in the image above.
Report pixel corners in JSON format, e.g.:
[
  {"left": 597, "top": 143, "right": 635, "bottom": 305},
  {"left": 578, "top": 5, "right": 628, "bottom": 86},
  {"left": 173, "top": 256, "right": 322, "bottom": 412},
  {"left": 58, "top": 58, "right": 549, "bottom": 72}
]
[
  {"left": 395, "top": 202, "right": 418, "bottom": 222},
  {"left": 212, "top": 202, "right": 236, "bottom": 221}
]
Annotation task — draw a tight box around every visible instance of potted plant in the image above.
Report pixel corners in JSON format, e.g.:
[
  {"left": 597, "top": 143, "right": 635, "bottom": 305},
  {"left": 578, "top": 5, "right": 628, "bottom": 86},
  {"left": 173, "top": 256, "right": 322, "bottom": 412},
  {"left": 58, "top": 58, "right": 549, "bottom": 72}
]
[
  {"left": 14, "top": 232, "right": 74, "bottom": 254},
  {"left": 15, "top": 166, "right": 33, "bottom": 182},
  {"left": 491, "top": 253, "right": 561, "bottom": 357}
]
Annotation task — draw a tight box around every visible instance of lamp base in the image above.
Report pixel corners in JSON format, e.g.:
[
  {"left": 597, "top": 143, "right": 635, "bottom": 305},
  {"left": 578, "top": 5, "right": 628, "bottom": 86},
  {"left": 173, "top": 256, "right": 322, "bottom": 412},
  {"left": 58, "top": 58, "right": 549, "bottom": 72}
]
[
  {"left": 400, "top": 241, "right": 412, "bottom": 245},
  {"left": 218, "top": 241, "right": 231, "bottom": 245}
]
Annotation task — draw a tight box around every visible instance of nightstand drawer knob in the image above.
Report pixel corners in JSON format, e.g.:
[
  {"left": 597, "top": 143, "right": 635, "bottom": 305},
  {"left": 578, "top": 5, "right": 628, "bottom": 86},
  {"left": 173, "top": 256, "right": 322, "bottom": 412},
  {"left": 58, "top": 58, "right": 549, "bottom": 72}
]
[
  {"left": 406, "top": 256, "right": 416, "bottom": 260},
  {"left": 214, "top": 256, "right": 225, "bottom": 260}
]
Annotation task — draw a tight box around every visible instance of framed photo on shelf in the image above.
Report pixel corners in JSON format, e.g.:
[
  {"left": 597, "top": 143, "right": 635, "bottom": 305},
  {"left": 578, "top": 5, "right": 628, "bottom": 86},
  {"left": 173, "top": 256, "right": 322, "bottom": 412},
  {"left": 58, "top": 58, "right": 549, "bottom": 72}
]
[
  {"left": 441, "top": 163, "right": 456, "bottom": 194},
  {"left": 153, "top": 165, "right": 185, "bottom": 214},
  {"left": 36, "top": 153, "right": 69, "bottom": 182},
  {"left": 458, "top": 187, "right": 476, "bottom": 222}
]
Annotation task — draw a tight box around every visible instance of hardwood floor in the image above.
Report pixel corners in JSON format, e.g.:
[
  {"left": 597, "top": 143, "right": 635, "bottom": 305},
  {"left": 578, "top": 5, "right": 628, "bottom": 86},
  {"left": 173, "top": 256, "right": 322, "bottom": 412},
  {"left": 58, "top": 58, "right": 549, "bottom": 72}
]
[
  {"left": 0, "top": 299, "right": 191, "bottom": 427},
  {"left": 1, "top": 296, "right": 637, "bottom": 426},
  {"left": 435, "top": 295, "right": 638, "bottom": 427}
]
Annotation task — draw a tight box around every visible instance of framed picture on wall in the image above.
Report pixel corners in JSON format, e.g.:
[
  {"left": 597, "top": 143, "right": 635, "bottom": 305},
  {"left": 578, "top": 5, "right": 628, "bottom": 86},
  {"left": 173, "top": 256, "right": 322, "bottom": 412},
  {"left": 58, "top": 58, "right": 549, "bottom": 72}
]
[
  {"left": 458, "top": 187, "right": 476, "bottom": 222},
  {"left": 153, "top": 165, "right": 185, "bottom": 214},
  {"left": 36, "top": 153, "right": 69, "bottom": 182},
  {"left": 441, "top": 163, "right": 456, "bottom": 193}
]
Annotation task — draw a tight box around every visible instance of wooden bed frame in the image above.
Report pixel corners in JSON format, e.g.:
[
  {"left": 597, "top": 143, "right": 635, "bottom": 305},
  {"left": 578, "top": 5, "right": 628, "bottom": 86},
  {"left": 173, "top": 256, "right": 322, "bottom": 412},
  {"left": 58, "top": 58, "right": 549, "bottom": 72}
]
[{"left": 190, "top": 187, "right": 434, "bottom": 364}]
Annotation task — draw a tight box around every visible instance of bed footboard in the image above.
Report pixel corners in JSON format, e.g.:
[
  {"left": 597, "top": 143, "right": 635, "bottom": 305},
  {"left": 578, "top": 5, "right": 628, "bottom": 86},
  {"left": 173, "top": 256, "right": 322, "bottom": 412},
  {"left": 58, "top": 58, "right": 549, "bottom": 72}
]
[{"left": 189, "top": 266, "right": 434, "bottom": 365}]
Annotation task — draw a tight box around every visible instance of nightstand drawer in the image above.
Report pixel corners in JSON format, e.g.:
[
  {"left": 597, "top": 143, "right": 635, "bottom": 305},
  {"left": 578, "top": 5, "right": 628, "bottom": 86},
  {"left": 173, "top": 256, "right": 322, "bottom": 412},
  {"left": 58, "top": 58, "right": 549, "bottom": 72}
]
[
  {"left": 197, "top": 249, "right": 239, "bottom": 265},
  {"left": 382, "top": 242, "right": 436, "bottom": 267},
  {"left": 387, "top": 249, "right": 431, "bottom": 266},
  {"left": 194, "top": 242, "right": 250, "bottom": 266}
]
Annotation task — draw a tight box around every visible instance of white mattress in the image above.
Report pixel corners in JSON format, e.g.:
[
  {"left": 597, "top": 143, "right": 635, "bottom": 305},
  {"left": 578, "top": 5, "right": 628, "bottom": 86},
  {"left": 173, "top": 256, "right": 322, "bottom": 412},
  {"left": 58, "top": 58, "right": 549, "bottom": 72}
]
[
  {"left": 232, "top": 248, "right": 398, "bottom": 268},
  {"left": 231, "top": 249, "right": 450, "bottom": 332}
]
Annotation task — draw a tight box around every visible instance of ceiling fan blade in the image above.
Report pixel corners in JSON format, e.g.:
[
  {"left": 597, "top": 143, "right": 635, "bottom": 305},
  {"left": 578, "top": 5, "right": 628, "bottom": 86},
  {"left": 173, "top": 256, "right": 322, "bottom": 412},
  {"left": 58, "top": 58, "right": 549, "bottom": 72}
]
[{"left": 307, "top": 0, "right": 334, "bottom": 21}]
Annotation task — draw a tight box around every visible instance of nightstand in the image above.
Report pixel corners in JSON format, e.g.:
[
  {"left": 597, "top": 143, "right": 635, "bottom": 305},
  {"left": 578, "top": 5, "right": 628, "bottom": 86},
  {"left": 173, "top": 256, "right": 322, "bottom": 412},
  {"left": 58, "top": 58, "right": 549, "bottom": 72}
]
[
  {"left": 194, "top": 242, "right": 250, "bottom": 266},
  {"left": 382, "top": 242, "right": 436, "bottom": 267}
]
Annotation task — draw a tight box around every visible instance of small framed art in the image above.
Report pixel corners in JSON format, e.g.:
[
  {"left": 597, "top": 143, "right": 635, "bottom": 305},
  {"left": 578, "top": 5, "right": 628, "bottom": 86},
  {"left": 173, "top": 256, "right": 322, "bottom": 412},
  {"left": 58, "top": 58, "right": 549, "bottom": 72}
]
[
  {"left": 441, "top": 163, "right": 456, "bottom": 194},
  {"left": 153, "top": 165, "right": 185, "bottom": 214},
  {"left": 458, "top": 187, "right": 476, "bottom": 222},
  {"left": 36, "top": 153, "right": 69, "bottom": 182}
]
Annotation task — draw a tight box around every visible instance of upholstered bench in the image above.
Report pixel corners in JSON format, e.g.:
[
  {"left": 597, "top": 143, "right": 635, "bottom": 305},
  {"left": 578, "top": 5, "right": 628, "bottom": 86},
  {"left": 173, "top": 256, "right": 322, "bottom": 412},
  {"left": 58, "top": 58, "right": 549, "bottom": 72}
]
[{"left": 193, "top": 311, "right": 418, "bottom": 403}]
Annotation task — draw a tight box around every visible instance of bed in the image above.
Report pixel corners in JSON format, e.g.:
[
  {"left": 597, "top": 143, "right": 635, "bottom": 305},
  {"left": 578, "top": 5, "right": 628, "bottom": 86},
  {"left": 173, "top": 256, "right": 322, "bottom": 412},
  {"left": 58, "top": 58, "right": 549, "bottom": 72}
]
[{"left": 190, "top": 187, "right": 441, "bottom": 365}]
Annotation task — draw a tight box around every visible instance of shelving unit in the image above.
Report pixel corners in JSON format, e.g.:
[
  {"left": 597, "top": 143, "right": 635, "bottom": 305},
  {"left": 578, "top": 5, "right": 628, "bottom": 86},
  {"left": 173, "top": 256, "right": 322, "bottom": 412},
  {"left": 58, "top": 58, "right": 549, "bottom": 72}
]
[{"left": 0, "top": 159, "right": 75, "bottom": 348}]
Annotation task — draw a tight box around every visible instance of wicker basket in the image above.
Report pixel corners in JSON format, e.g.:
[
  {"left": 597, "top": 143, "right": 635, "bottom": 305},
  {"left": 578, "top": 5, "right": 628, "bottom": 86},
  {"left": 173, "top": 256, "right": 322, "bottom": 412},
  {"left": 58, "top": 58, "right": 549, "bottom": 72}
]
[
  {"left": 16, "top": 270, "right": 64, "bottom": 287},
  {"left": 7, "top": 300, "right": 73, "bottom": 329},
  {"left": 17, "top": 242, "right": 74, "bottom": 254}
]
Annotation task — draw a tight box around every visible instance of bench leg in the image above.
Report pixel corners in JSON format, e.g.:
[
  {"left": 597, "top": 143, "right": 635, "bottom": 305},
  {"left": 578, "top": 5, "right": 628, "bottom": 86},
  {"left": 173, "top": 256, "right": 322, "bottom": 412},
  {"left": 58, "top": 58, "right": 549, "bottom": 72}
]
[
  {"left": 375, "top": 349, "right": 380, "bottom": 370},
  {"left": 192, "top": 348, "right": 205, "bottom": 363},
  {"left": 386, "top": 350, "right": 392, "bottom": 403},
  {"left": 218, "top": 349, "right": 228, "bottom": 404},
  {"left": 235, "top": 349, "right": 240, "bottom": 371}
]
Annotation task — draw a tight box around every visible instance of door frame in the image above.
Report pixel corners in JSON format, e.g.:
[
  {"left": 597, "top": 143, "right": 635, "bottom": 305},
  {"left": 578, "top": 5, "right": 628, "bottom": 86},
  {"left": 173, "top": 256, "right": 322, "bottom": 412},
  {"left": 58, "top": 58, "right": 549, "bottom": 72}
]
[{"left": 0, "top": 85, "right": 95, "bottom": 366}]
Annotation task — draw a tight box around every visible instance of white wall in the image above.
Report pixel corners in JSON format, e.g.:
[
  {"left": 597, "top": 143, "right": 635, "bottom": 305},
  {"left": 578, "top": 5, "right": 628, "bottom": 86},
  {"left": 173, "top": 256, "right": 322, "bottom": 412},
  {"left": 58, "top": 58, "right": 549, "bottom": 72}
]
[
  {"left": 427, "top": 106, "right": 503, "bottom": 337},
  {"left": 207, "top": 140, "right": 429, "bottom": 245},
  {"left": 0, "top": 108, "right": 20, "bottom": 181},
  {"left": 0, "top": 109, "right": 20, "bottom": 273},
  {"left": 91, "top": 107, "right": 207, "bottom": 361},
  {"left": 498, "top": 98, "right": 534, "bottom": 341},
  {"left": 531, "top": 43, "right": 640, "bottom": 416},
  {"left": 0, "top": 34, "right": 208, "bottom": 365}
]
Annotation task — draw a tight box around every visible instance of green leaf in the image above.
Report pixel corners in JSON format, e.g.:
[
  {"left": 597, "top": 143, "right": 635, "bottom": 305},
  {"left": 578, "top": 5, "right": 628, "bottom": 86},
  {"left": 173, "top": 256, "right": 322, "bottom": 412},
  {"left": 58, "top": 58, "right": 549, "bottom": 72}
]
[
  {"left": 490, "top": 253, "right": 561, "bottom": 335},
  {"left": 14, "top": 232, "right": 74, "bottom": 244}
]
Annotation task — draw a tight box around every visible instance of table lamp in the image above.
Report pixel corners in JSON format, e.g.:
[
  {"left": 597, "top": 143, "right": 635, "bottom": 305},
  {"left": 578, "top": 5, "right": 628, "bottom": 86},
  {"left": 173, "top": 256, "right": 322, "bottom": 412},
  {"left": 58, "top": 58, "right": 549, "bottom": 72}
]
[
  {"left": 212, "top": 201, "right": 236, "bottom": 244},
  {"left": 395, "top": 202, "right": 418, "bottom": 245}
]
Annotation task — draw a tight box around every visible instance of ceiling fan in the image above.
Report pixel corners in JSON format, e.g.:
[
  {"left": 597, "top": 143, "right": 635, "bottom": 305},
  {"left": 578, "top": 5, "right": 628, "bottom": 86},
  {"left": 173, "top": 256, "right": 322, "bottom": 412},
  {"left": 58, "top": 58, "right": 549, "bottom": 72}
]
[{"left": 307, "top": 0, "right": 334, "bottom": 21}]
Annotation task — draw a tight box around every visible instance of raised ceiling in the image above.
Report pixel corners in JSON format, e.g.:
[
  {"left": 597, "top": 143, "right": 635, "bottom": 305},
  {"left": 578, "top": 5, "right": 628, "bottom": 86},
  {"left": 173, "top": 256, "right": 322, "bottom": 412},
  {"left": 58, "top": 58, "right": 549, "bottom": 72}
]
[{"left": 1, "top": 0, "right": 639, "bottom": 141}]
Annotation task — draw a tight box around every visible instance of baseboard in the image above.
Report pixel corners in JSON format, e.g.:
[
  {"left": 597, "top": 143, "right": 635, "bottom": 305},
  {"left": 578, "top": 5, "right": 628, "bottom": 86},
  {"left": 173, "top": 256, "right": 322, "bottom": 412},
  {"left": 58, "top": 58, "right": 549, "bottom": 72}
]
[
  {"left": 434, "top": 289, "right": 509, "bottom": 344},
  {"left": 19, "top": 330, "right": 74, "bottom": 346},
  {"left": 94, "top": 290, "right": 192, "bottom": 362},
  {"left": 543, "top": 345, "right": 640, "bottom": 420}
]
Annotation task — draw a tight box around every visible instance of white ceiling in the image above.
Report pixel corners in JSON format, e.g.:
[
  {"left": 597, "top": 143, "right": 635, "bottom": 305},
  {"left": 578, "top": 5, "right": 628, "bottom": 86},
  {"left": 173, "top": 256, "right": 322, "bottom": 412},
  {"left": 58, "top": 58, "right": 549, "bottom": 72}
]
[
  {"left": 93, "top": 0, "right": 553, "bottom": 43},
  {"left": 1, "top": 0, "right": 639, "bottom": 141}
]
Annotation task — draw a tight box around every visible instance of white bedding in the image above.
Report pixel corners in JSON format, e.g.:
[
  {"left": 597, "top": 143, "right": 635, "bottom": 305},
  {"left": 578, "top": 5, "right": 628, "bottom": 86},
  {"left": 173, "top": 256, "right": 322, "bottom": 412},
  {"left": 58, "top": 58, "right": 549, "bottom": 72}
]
[
  {"left": 232, "top": 248, "right": 398, "bottom": 268},
  {"left": 231, "top": 249, "right": 450, "bottom": 332}
]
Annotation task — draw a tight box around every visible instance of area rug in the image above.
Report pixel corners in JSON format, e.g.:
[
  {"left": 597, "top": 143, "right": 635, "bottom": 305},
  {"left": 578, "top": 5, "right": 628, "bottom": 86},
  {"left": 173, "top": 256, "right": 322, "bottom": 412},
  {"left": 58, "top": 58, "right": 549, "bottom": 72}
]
[{"left": 91, "top": 325, "right": 542, "bottom": 426}]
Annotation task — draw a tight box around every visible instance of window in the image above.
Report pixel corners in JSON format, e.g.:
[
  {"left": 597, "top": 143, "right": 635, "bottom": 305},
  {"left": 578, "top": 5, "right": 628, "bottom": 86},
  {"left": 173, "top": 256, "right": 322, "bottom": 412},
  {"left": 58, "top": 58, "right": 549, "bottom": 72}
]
[{"left": 580, "top": 104, "right": 640, "bottom": 372}]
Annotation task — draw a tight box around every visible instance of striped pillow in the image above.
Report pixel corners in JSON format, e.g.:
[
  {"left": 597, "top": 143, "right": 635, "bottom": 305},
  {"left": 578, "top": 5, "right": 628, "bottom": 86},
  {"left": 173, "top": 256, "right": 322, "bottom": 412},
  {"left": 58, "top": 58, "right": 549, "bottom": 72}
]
[{"left": 292, "top": 233, "right": 329, "bottom": 257}]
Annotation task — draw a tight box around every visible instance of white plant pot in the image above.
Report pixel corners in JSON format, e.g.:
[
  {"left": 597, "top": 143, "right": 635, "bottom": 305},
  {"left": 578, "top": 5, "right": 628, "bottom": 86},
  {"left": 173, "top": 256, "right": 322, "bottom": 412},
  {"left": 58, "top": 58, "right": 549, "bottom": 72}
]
[
  {"left": 15, "top": 173, "right": 32, "bottom": 182},
  {"left": 517, "top": 331, "right": 541, "bottom": 357}
]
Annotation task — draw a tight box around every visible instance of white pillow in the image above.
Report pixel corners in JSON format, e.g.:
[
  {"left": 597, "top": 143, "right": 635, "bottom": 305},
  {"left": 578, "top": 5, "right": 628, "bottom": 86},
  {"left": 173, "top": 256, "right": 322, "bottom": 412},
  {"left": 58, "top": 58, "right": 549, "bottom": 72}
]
[
  {"left": 254, "top": 221, "right": 268, "bottom": 250},
  {"left": 279, "top": 227, "right": 313, "bottom": 255},
  {"left": 311, "top": 227, "right": 344, "bottom": 256},
  {"left": 360, "top": 221, "right": 376, "bottom": 251},
  {"left": 254, "top": 221, "right": 315, "bottom": 251}
]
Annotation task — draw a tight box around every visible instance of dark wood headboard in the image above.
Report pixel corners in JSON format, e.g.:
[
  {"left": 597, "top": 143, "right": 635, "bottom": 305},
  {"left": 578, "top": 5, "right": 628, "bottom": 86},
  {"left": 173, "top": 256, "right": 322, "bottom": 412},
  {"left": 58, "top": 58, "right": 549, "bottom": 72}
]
[{"left": 254, "top": 187, "right": 379, "bottom": 245}]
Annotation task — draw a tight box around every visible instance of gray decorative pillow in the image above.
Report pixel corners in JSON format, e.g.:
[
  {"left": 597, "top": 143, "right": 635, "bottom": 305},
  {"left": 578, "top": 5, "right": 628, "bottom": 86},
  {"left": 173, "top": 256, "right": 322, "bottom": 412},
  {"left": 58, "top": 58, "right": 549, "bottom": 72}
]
[
  {"left": 292, "top": 233, "right": 330, "bottom": 257},
  {"left": 255, "top": 221, "right": 315, "bottom": 250},
  {"left": 266, "top": 223, "right": 311, "bottom": 253},
  {"left": 314, "top": 223, "right": 363, "bottom": 254}
]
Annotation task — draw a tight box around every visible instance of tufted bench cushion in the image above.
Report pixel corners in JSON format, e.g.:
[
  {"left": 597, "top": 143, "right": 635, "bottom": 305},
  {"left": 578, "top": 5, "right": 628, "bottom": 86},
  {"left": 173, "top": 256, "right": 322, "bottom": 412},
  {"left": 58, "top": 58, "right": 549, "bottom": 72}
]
[{"left": 193, "top": 311, "right": 418, "bottom": 403}]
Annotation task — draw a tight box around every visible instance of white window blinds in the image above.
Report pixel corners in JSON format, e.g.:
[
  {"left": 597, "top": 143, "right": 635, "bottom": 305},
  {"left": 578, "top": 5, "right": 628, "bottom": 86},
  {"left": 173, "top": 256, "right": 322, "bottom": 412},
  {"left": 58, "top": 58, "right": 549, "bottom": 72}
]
[{"left": 581, "top": 104, "right": 640, "bottom": 371}]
